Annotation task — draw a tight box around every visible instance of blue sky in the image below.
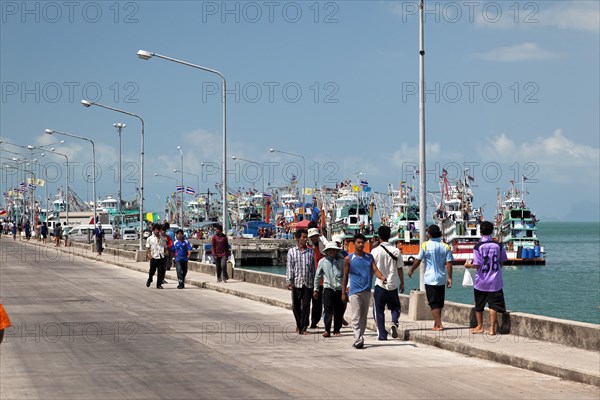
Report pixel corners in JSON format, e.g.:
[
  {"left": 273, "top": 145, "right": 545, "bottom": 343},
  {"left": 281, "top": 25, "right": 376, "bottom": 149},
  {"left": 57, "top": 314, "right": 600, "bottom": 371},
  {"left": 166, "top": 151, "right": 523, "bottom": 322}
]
[{"left": 1, "top": 0, "right": 599, "bottom": 221}]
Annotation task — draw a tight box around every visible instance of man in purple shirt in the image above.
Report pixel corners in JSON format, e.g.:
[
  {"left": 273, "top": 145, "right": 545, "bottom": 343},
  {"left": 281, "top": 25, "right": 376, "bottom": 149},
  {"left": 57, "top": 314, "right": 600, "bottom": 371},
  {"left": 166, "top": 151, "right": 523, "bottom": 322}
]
[{"left": 464, "top": 221, "right": 508, "bottom": 335}]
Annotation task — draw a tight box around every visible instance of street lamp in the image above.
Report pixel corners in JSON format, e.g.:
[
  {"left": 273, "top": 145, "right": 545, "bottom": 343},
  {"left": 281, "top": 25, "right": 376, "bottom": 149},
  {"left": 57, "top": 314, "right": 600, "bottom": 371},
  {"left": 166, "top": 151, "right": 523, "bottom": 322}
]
[
  {"left": 113, "top": 123, "right": 126, "bottom": 215},
  {"left": 45, "top": 128, "right": 97, "bottom": 226},
  {"left": 177, "top": 146, "right": 184, "bottom": 226},
  {"left": 81, "top": 100, "right": 145, "bottom": 250},
  {"left": 269, "top": 148, "right": 306, "bottom": 217},
  {"left": 155, "top": 172, "right": 178, "bottom": 224},
  {"left": 1, "top": 142, "right": 47, "bottom": 223},
  {"left": 232, "top": 155, "right": 264, "bottom": 192},
  {"left": 39, "top": 146, "right": 70, "bottom": 226},
  {"left": 137, "top": 50, "right": 228, "bottom": 232},
  {"left": 173, "top": 169, "right": 200, "bottom": 197}
]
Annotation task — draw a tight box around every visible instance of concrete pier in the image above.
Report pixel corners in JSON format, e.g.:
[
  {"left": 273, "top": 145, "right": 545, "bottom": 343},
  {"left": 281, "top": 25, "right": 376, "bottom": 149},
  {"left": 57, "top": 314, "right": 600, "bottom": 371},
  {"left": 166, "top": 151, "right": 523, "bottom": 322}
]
[{"left": 1, "top": 237, "right": 599, "bottom": 398}]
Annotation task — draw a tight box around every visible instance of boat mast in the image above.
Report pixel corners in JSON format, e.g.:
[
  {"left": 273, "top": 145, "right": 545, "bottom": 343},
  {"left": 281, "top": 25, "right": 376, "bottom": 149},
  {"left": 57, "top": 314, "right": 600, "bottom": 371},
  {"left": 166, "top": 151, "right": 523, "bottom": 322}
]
[{"left": 418, "top": 0, "right": 426, "bottom": 291}]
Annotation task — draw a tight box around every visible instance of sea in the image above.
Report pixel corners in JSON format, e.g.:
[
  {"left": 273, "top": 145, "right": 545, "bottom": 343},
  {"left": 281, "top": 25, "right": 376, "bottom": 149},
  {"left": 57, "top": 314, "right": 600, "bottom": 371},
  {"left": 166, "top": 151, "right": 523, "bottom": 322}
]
[{"left": 239, "top": 222, "right": 600, "bottom": 325}]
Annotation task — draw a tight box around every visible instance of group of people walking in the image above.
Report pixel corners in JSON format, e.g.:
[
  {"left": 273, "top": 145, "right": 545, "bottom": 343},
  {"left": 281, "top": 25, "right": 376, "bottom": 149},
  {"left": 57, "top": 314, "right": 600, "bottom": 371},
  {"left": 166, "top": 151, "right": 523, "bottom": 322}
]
[
  {"left": 145, "top": 222, "right": 230, "bottom": 289},
  {"left": 287, "top": 220, "right": 508, "bottom": 348}
]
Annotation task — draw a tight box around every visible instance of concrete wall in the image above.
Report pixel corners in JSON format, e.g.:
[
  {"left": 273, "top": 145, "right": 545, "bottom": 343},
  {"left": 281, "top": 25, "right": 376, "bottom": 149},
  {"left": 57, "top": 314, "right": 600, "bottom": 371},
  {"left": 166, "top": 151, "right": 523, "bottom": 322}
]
[
  {"left": 233, "top": 267, "right": 599, "bottom": 351},
  {"left": 90, "top": 243, "right": 600, "bottom": 352}
]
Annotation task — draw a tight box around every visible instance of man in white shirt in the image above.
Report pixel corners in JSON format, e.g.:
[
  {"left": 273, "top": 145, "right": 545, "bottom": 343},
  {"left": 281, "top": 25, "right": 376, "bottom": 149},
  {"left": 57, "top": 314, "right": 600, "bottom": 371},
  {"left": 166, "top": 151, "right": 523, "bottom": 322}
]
[
  {"left": 371, "top": 225, "right": 404, "bottom": 340},
  {"left": 146, "top": 224, "right": 167, "bottom": 289}
]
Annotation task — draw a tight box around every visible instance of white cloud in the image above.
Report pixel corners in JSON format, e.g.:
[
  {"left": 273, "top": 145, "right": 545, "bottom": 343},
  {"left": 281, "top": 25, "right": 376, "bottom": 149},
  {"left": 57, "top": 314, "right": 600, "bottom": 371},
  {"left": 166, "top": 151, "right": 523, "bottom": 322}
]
[
  {"left": 477, "top": 129, "right": 600, "bottom": 183},
  {"left": 471, "top": 42, "right": 562, "bottom": 62},
  {"left": 538, "top": 2, "right": 599, "bottom": 33},
  {"left": 474, "top": 2, "right": 599, "bottom": 33}
]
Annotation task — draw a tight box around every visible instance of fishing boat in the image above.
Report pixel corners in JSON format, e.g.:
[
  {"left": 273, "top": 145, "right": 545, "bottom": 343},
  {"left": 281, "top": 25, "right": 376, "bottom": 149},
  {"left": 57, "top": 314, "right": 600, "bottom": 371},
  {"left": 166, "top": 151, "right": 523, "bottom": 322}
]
[
  {"left": 431, "top": 169, "right": 484, "bottom": 264},
  {"left": 378, "top": 182, "right": 422, "bottom": 264},
  {"left": 494, "top": 179, "right": 545, "bottom": 264},
  {"left": 329, "top": 179, "right": 375, "bottom": 237}
]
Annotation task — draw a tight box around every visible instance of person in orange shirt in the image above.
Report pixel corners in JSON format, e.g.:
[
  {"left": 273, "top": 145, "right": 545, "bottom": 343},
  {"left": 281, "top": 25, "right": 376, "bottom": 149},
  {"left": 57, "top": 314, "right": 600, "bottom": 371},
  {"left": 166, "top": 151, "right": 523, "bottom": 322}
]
[{"left": 0, "top": 304, "right": 11, "bottom": 344}]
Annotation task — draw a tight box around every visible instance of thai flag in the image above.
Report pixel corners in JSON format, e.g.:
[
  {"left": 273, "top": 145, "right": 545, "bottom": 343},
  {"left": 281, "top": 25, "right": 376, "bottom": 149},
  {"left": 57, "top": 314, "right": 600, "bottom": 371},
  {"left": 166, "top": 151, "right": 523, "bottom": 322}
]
[
  {"left": 20, "top": 182, "right": 27, "bottom": 187},
  {"left": 185, "top": 186, "right": 195, "bottom": 195},
  {"left": 263, "top": 193, "right": 271, "bottom": 199},
  {"left": 28, "top": 184, "right": 36, "bottom": 190},
  {"left": 176, "top": 186, "right": 184, "bottom": 193},
  {"left": 360, "top": 179, "right": 368, "bottom": 186}
]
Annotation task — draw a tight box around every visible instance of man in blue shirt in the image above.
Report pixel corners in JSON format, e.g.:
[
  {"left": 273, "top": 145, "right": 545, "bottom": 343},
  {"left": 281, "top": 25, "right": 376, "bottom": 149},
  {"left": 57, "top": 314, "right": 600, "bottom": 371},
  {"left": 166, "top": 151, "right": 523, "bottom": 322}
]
[
  {"left": 342, "top": 233, "right": 387, "bottom": 349},
  {"left": 408, "top": 225, "right": 454, "bottom": 331},
  {"left": 171, "top": 229, "right": 193, "bottom": 289}
]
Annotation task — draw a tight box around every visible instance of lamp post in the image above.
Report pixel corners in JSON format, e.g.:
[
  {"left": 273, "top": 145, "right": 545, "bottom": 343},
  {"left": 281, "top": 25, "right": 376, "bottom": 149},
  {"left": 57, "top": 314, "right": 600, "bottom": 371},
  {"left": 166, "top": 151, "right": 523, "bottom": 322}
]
[
  {"left": 45, "top": 129, "right": 97, "bottom": 227},
  {"left": 418, "top": 0, "right": 427, "bottom": 291},
  {"left": 81, "top": 100, "right": 145, "bottom": 250},
  {"left": 42, "top": 147, "right": 70, "bottom": 226},
  {"left": 137, "top": 50, "right": 228, "bottom": 232},
  {"left": 232, "top": 156, "right": 264, "bottom": 192},
  {"left": 1, "top": 143, "right": 47, "bottom": 224},
  {"left": 113, "top": 123, "right": 126, "bottom": 215},
  {"left": 154, "top": 173, "right": 178, "bottom": 224},
  {"left": 174, "top": 169, "right": 200, "bottom": 197},
  {"left": 177, "top": 146, "right": 184, "bottom": 226},
  {"left": 269, "top": 148, "right": 306, "bottom": 217}
]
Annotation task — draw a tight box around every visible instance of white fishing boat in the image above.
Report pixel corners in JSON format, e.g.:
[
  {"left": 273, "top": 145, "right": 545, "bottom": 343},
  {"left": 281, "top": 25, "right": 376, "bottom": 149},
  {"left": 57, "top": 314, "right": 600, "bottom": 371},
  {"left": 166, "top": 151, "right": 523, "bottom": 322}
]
[{"left": 494, "top": 178, "right": 545, "bottom": 264}]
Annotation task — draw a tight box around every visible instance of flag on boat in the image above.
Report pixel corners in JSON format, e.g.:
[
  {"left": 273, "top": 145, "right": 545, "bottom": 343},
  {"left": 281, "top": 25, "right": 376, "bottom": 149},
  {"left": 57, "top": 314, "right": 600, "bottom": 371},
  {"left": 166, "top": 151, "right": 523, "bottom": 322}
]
[
  {"left": 0, "top": 209, "right": 7, "bottom": 216},
  {"left": 176, "top": 186, "right": 184, "bottom": 193},
  {"left": 360, "top": 179, "right": 368, "bottom": 186},
  {"left": 352, "top": 185, "right": 360, "bottom": 192},
  {"left": 263, "top": 193, "right": 271, "bottom": 199},
  {"left": 303, "top": 188, "right": 313, "bottom": 195},
  {"left": 363, "top": 186, "right": 372, "bottom": 192},
  {"left": 522, "top": 175, "right": 528, "bottom": 181},
  {"left": 186, "top": 186, "right": 195, "bottom": 195}
]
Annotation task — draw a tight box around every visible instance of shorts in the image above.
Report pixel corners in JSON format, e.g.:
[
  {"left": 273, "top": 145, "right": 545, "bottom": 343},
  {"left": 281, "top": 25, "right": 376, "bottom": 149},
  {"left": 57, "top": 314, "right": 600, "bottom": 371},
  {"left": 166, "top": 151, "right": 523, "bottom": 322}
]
[
  {"left": 474, "top": 288, "right": 506, "bottom": 313},
  {"left": 425, "top": 284, "right": 445, "bottom": 310}
]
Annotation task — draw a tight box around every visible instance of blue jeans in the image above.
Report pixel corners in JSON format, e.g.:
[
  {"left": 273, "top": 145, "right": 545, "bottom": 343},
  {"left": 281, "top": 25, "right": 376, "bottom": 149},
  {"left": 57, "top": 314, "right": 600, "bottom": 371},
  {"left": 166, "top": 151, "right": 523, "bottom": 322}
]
[{"left": 175, "top": 259, "right": 188, "bottom": 286}]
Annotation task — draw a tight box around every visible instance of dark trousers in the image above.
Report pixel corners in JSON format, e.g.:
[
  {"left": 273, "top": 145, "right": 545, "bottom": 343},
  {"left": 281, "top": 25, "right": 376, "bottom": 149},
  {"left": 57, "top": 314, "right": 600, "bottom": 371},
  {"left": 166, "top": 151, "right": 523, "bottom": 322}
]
[
  {"left": 311, "top": 285, "right": 323, "bottom": 328},
  {"left": 175, "top": 260, "right": 188, "bottom": 286},
  {"left": 291, "top": 286, "right": 312, "bottom": 333},
  {"left": 215, "top": 256, "right": 229, "bottom": 280},
  {"left": 373, "top": 285, "right": 401, "bottom": 340},
  {"left": 323, "top": 288, "right": 345, "bottom": 334},
  {"left": 148, "top": 258, "right": 165, "bottom": 288}
]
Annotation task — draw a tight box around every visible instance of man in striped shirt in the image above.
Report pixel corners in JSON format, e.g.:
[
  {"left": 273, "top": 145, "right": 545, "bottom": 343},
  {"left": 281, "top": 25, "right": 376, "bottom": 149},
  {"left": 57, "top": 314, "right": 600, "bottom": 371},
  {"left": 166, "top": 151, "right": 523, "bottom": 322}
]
[{"left": 286, "top": 228, "right": 315, "bottom": 335}]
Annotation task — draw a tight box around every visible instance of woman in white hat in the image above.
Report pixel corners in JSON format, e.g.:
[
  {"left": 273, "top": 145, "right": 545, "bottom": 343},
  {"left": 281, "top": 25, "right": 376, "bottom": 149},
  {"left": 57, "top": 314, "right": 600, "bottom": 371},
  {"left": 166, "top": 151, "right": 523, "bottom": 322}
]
[{"left": 313, "top": 241, "right": 345, "bottom": 337}]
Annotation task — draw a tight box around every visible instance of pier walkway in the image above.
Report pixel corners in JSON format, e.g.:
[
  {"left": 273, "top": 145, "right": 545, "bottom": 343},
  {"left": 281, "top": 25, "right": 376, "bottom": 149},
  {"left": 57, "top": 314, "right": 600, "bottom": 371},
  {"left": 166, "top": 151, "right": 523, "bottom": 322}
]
[{"left": 1, "top": 237, "right": 599, "bottom": 399}]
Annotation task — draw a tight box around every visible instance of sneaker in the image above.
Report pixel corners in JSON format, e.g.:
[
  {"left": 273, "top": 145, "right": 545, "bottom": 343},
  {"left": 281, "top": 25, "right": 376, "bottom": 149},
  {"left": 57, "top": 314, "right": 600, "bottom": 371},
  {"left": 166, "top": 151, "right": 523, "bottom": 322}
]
[
  {"left": 163, "top": 280, "right": 168, "bottom": 284},
  {"left": 146, "top": 279, "right": 151, "bottom": 288},
  {"left": 342, "top": 319, "right": 349, "bottom": 327},
  {"left": 157, "top": 285, "right": 163, "bottom": 289},
  {"left": 390, "top": 324, "right": 399, "bottom": 339},
  {"left": 353, "top": 338, "right": 364, "bottom": 349},
  {"left": 177, "top": 284, "right": 183, "bottom": 289}
]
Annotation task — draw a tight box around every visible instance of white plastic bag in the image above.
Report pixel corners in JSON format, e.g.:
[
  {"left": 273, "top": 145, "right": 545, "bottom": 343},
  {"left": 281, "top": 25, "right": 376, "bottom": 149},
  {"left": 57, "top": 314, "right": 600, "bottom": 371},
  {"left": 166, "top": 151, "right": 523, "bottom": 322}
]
[{"left": 462, "top": 269, "right": 474, "bottom": 287}]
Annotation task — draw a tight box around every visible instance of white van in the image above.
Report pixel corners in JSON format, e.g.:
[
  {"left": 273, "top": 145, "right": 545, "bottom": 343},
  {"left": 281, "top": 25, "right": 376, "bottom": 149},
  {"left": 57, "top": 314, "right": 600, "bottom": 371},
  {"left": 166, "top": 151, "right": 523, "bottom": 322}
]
[{"left": 69, "top": 225, "right": 114, "bottom": 242}]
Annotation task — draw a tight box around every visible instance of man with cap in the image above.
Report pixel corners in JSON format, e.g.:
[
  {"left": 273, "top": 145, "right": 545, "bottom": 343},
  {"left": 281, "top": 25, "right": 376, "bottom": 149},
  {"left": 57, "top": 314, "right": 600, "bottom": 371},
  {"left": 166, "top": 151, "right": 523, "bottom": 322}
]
[
  {"left": 408, "top": 224, "right": 454, "bottom": 331},
  {"left": 314, "top": 241, "right": 345, "bottom": 337},
  {"left": 307, "top": 226, "right": 326, "bottom": 329}
]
